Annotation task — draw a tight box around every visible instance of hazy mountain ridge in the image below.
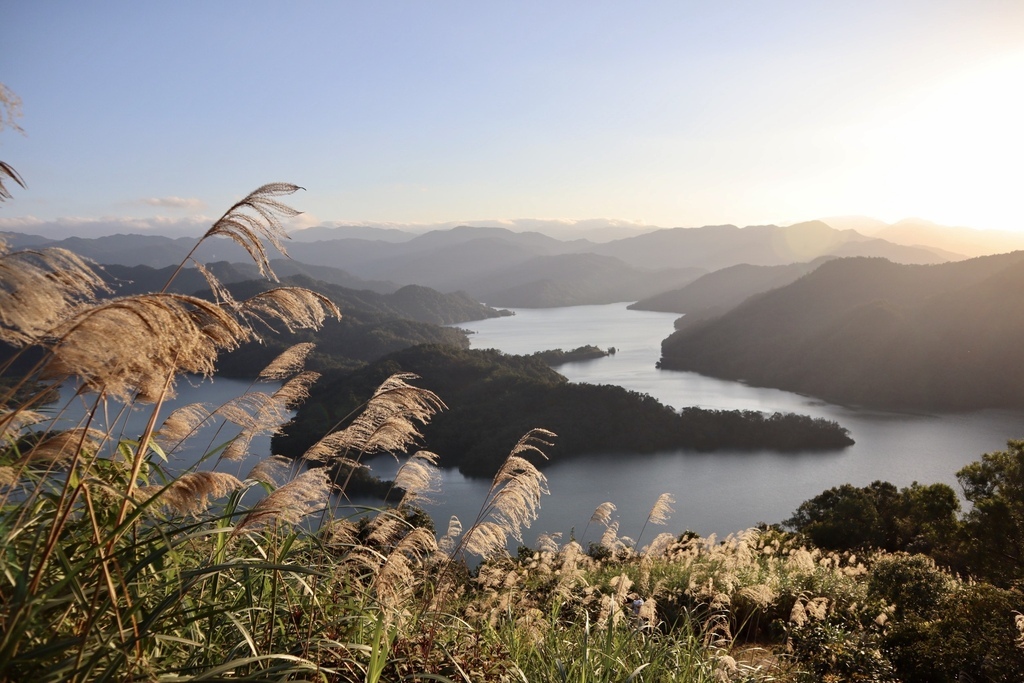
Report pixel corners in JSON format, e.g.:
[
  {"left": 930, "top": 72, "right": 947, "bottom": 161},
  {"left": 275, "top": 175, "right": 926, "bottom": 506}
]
[
  {"left": 465, "top": 253, "right": 705, "bottom": 307},
  {"left": 3, "top": 220, "right": 958, "bottom": 308},
  {"left": 659, "top": 252, "right": 1024, "bottom": 410},
  {"left": 100, "top": 260, "right": 398, "bottom": 296},
  {"left": 589, "top": 221, "right": 949, "bottom": 271}
]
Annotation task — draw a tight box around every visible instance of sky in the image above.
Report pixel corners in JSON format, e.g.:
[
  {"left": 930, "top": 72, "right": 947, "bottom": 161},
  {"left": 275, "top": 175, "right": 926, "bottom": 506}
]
[{"left": 2, "top": 1, "right": 1024, "bottom": 238}]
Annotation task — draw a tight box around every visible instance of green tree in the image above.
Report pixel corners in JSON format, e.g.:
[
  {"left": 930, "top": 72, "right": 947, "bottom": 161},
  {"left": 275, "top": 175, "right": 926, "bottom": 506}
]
[
  {"left": 957, "top": 439, "right": 1024, "bottom": 585},
  {"left": 784, "top": 480, "right": 960, "bottom": 555}
]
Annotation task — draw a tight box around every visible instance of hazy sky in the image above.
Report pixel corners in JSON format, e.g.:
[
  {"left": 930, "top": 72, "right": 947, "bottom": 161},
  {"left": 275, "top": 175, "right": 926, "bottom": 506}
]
[{"left": 2, "top": 2, "right": 1024, "bottom": 235}]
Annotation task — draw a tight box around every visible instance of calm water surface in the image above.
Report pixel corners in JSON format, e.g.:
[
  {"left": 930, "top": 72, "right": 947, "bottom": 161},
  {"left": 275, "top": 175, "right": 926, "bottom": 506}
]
[
  {"left": 55, "top": 304, "right": 1023, "bottom": 549},
  {"left": 358, "top": 303, "right": 1024, "bottom": 547}
]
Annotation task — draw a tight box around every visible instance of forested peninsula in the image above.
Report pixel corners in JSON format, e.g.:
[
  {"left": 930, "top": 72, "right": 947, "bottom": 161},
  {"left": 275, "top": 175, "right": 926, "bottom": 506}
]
[
  {"left": 659, "top": 253, "right": 1024, "bottom": 410},
  {"left": 275, "top": 345, "right": 853, "bottom": 485}
]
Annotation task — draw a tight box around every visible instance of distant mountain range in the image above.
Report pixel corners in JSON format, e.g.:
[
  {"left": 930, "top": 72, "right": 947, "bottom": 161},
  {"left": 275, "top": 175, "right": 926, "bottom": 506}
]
[
  {"left": 1, "top": 219, "right": 967, "bottom": 308},
  {"left": 659, "top": 252, "right": 1024, "bottom": 410},
  {"left": 819, "top": 216, "right": 1024, "bottom": 259}
]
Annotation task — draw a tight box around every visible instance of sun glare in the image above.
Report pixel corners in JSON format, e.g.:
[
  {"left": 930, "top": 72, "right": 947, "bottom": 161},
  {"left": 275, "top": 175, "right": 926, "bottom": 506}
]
[{"left": 854, "top": 52, "right": 1024, "bottom": 230}]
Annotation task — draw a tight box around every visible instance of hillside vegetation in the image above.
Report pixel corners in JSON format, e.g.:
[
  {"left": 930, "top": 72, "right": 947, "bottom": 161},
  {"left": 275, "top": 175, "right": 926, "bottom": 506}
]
[
  {"left": 629, "top": 258, "right": 830, "bottom": 317},
  {"left": 659, "top": 252, "right": 1024, "bottom": 410},
  {"left": 276, "top": 344, "right": 854, "bottom": 479}
]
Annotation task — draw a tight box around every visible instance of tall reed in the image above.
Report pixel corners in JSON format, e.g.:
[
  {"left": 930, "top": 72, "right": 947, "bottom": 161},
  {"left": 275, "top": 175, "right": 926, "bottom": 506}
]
[{"left": 0, "top": 183, "right": 759, "bottom": 682}]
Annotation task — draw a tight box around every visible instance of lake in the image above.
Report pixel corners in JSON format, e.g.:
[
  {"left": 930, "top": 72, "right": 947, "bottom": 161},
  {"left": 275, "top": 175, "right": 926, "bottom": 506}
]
[
  {"left": 359, "top": 303, "right": 1024, "bottom": 549},
  {"left": 47, "top": 303, "right": 1024, "bottom": 551}
]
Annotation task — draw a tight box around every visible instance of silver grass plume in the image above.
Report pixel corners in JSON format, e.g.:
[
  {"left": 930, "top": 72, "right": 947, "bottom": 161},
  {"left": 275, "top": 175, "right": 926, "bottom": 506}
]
[
  {"left": 154, "top": 403, "right": 213, "bottom": 451},
  {"left": 437, "top": 515, "right": 463, "bottom": 555},
  {"left": 20, "top": 428, "right": 106, "bottom": 468},
  {"left": 271, "top": 370, "right": 320, "bottom": 409},
  {"left": 0, "top": 245, "right": 107, "bottom": 346},
  {"left": 373, "top": 526, "right": 437, "bottom": 613},
  {"left": 460, "top": 429, "right": 553, "bottom": 560},
  {"left": 213, "top": 388, "right": 296, "bottom": 462},
  {"left": 393, "top": 450, "right": 440, "bottom": 508},
  {"left": 137, "top": 471, "right": 242, "bottom": 517},
  {"left": 643, "top": 532, "right": 677, "bottom": 558},
  {"left": 591, "top": 501, "right": 617, "bottom": 527},
  {"left": 0, "top": 465, "right": 15, "bottom": 487},
  {"left": 245, "top": 455, "right": 292, "bottom": 487},
  {"left": 367, "top": 509, "right": 407, "bottom": 548},
  {"left": 190, "top": 259, "right": 235, "bottom": 305},
  {"left": 233, "top": 467, "right": 332, "bottom": 533},
  {"left": 536, "top": 532, "right": 562, "bottom": 555},
  {"left": 648, "top": 492, "right": 676, "bottom": 526},
  {"left": 201, "top": 183, "right": 303, "bottom": 280},
  {"left": 462, "top": 521, "right": 510, "bottom": 559},
  {"left": 600, "top": 520, "right": 622, "bottom": 552},
  {"left": 0, "top": 408, "right": 46, "bottom": 442},
  {"left": 302, "top": 373, "right": 445, "bottom": 462},
  {"left": 44, "top": 293, "right": 249, "bottom": 401},
  {"left": 215, "top": 390, "right": 291, "bottom": 431},
  {"left": 238, "top": 287, "right": 340, "bottom": 334},
  {"left": 258, "top": 342, "right": 317, "bottom": 380},
  {"left": 636, "top": 492, "right": 675, "bottom": 550},
  {"left": 581, "top": 500, "right": 616, "bottom": 542}
]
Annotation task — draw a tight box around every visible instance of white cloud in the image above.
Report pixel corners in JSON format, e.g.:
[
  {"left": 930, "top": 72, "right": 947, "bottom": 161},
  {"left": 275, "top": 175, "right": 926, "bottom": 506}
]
[{"left": 141, "top": 196, "right": 204, "bottom": 210}]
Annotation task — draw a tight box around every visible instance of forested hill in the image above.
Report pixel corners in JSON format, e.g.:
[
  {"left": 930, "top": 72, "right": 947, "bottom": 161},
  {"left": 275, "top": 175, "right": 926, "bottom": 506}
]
[
  {"left": 275, "top": 345, "right": 853, "bottom": 480},
  {"left": 628, "top": 258, "right": 830, "bottom": 316},
  {"left": 208, "top": 275, "right": 508, "bottom": 376},
  {"left": 659, "top": 252, "right": 1024, "bottom": 410}
]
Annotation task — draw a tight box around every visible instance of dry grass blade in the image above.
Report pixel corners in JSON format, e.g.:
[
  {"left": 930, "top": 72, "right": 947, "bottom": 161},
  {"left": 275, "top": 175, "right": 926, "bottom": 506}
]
[
  {"left": 201, "top": 183, "right": 303, "bottom": 279},
  {"left": 0, "top": 161, "right": 25, "bottom": 202},
  {"left": 0, "top": 246, "right": 107, "bottom": 346},
  {"left": 136, "top": 471, "right": 242, "bottom": 517},
  {"left": 45, "top": 293, "right": 249, "bottom": 401}
]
